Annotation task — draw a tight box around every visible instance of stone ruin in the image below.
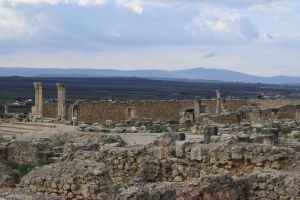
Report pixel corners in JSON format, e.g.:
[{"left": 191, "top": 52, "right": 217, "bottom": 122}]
[{"left": 0, "top": 84, "right": 299, "bottom": 199}]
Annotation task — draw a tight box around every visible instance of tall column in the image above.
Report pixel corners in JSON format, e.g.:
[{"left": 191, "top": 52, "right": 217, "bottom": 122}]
[
  {"left": 56, "top": 83, "right": 66, "bottom": 120},
  {"left": 216, "top": 89, "right": 221, "bottom": 114},
  {"left": 38, "top": 83, "right": 43, "bottom": 118},
  {"left": 4, "top": 105, "right": 8, "bottom": 114},
  {"left": 296, "top": 110, "right": 300, "bottom": 123},
  {"left": 194, "top": 96, "right": 201, "bottom": 117},
  {"left": 33, "top": 82, "right": 43, "bottom": 118}
]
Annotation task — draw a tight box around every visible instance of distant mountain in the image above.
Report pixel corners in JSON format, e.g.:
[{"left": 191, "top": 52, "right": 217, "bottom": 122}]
[{"left": 0, "top": 67, "right": 299, "bottom": 85}]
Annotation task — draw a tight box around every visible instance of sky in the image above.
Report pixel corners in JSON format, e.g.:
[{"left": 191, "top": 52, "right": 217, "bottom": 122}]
[{"left": 0, "top": 0, "right": 300, "bottom": 76}]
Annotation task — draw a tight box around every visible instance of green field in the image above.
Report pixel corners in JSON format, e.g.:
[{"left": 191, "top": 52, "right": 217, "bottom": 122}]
[{"left": 0, "top": 76, "right": 299, "bottom": 102}]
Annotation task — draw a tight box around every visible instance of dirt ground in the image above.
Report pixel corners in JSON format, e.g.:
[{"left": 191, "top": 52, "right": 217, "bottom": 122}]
[
  {"left": 0, "top": 122, "right": 77, "bottom": 140},
  {"left": 0, "top": 122, "right": 203, "bottom": 145}
]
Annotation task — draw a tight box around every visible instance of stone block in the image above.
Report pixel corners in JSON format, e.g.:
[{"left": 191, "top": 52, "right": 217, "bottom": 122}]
[{"left": 175, "top": 141, "right": 191, "bottom": 158}]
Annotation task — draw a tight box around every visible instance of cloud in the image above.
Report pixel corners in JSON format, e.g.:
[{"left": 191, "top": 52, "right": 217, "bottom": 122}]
[
  {"left": 0, "top": 0, "right": 299, "bottom": 77},
  {"left": 116, "top": 0, "right": 143, "bottom": 14},
  {"left": 0, "top": 5, "right": 36, "bottom": 39},
  {"left": 202, "top": 52, "right": 217, "bottom": 58},
  {"left": 185, "top": 6, "right": 258, "bottom": 42},
  {"left": 0, "top": 0, "right": 108, "bottom": 6}
]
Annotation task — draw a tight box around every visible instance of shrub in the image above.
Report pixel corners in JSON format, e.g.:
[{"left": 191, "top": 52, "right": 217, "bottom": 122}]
[
  {"left": 3, "top": 160, "right": 34, "bottom": 177},
  {"left": 103, "top": 136, "right": 119, "bottom": 144}
]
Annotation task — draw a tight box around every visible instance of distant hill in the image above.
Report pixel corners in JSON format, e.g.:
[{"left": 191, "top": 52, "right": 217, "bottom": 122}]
[{"left": 0, "top": 67, "right": 299, "bottom": 85}]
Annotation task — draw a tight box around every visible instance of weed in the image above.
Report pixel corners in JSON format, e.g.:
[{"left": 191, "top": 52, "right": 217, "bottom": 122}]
[{"left": 3, "top": 160, "right": 34, "bottom": 177}]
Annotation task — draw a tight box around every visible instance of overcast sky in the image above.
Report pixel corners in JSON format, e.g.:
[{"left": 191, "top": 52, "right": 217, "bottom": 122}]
[{"left": 0, "top": 0, "right": 300, "bottom": 76}]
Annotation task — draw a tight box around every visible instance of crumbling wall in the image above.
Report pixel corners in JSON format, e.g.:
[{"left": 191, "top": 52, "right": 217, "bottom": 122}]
[
  {"left": 117, "top": 173, "right": 248, "bottom": 200},
  {"left": 6, "top": 105, "right": 31, "bottom": 114},
  {"left": 259, "top": 105, "right": 300, "bottom": 120},
  {"left": 201, "top": 99, "right": 248, "bottom": 115},
  {"left": 0, "top": 140, "right": 51, "bottom": 165},
  {"left": 43, "top": 102, "right": 57, "bottom": 118},
  {"left": 0, "top": 105, "right": 4, "bottom": 117},
  {"left": 76, "top": 100, "right": 193, "bottom": 124},
  {"left": 20, "top": 160, "right": 116, "bottom": 200},
  {"left": 0, "top": 163, "right": 20, "bottom": 188},
  {"left": 60, "top": 140, "right": 298, "bottom": 184},
  {"left": 200, "top": 113, "right": 241, "bottom": 124},
  {"left": 259, "top": 99, "right": 300, "bottom": 110},
  {"left": 75, "top": 99, "right": 248, "bottom": 124},
  {"left": 43, "top": 102, "right": 71, "bottom": 119},
  {"left": 117, "top": 171, "right": 300, "bottom": 200},
  {"left": 277, "top": 105, "right": 300, "bottom": 119}
]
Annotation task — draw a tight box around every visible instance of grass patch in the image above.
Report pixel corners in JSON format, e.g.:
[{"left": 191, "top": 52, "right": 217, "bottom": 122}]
[
  {"left": 294, "top": 134, "right": 300, "bottom": 139},
  {"left": 52, "top": 139, "right": 67, "bottom": 147},
  {"left": 103, "top": 136, "right": 119, "bottom": 144},
  {"left": 3, "top": 160, "right": 34, "bottom": 177}
]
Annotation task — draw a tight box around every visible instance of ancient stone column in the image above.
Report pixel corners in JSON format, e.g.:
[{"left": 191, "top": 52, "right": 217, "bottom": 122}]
[
  {"left": 216, "top": 89, "right": 221, "bottom": 114},
  {"left": 33, "top": 82, "right": 43, "bottom": 118},
  {"left": 56, "top": 83, "right": 66, "bottom": 120},
  {"left": 296, "top": 110, "right": 300, "bottom": 123},
  {"left": 4, "top": 105, "right": 8, "bottom": 114},
  {"left": 71, "top": 103, "right": 78, "bottom": 126},
  {"left": 203, "top": 126, "right": 219, "bottom": 144},
  {"left": 194, "top": 96, "right": 201, "bottom": 117}
]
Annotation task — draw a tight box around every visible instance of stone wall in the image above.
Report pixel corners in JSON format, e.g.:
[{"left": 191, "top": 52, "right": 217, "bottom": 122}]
[
  {"left": 76, "top": 100, "right": 193, "bottom": 124},
  {"left": 43, "top": 102, "right": 71, "bottom": 119},
  {"left": 0, "top": 163, "right": 20, "bottom": 188},
  {"left": 19, "top": 138, "right": 300, "bottom": 200},
  {"left": 117, "top": 170, "right": 300, "bottom": 200},
  {"left": 259, "top": 105, "right": 300, "bottom": 120},
  {"left": 197, "top": 99, "right": 248, "bottom": 115},
  {"left": 200, "top": 113, "right": 241, "bottom": 124},
  {"left": 0, "top": 105, "right": 4, "bottom": 117},
  {"left": 6, "top": 105, "right": 32, "bottom": 114},
  {"left": 75, "top": 99, "right": 248, "bottom": 124},
  {"left": 43, "top": 102, "right": 57, "bottom": 118},
  {"left": 0, "top": 140, "right": 52, "bottom": 165},
  {"left": 13, "top": 131, "right": 300, "bottom": 199},
  {"left": 259, "top": 99, "right": 300, "bottom": 110},
  {"left": 276, "top": 105, "right": 300, "bottom": 119},
  {"left": 60, "top": 139, "right": 298, "bottom": 184},
  {"left": 117, "top": 173, "right": 248, "bottom": 200},
  {"left": 20, "top": 160, "right": 116, "bottom": 200}
]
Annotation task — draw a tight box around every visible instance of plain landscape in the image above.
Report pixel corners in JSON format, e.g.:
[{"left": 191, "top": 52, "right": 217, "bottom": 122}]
[{"left": 0, "top": 76, "right": 299, "bottom": 105}]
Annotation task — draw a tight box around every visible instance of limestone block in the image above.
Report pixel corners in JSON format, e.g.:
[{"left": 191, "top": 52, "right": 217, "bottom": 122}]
[{"left": 175, "top": 141, "right": 191, "bottom": 158}]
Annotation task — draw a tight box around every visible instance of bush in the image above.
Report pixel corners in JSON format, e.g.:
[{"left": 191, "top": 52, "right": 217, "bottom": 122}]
[
  {"left": 3, "top": 160, "right": 34, "bottom": 177},
  {"left": 103, "top": 136, "right": 119, "bottom": 144}
]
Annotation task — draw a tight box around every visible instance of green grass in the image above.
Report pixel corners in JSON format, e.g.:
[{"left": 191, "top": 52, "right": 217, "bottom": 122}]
[
  {"left": 0, "top": 97, "right": 13, "bottom": 104},
  {"left": 103, "top": 135, "right": 119, "bottom": 144},
  {"left": 3, "top": 160, "right": 34, "bottom": 177},
  {"left": 294, "top": 134, "right": 300, "bottom": 139}
]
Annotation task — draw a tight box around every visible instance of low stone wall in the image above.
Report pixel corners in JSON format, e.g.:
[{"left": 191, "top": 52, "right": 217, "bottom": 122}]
[
  {"left": 6, "top": 105, "right": 32, "bottom": 114},
  {"left": 247, "top": 170, "right": 300, "bottom": 200},
  {"left": 0, "top": 140, "right": 51, "bottom": 165},
  {"left": 200, "top": 112, "right": 241, "bottom": 124},
  {"left": 76, "top": 100, "right": 193, "bottom": 124},
  {"left": 0, "top": 163, "right": 20, "bottom": 188},
  {"left": 43, "top": 102, "right": 57, "bottom": 118},
  {"left": 0, "top": 105, "right": 4, "bottom": 117},
  {"left": 74, "top": 99, "right": 248, "bottom": 124},
  {"left": 259, "top": 99, "right": 300, "bottom": 110},
  {"left": 20, "top": 162, "right": 300, "bottom": 200},
  {"left": 20, "top": 160, "right": 116, "bottom": 200},
  {"left": 117, "top": 171, "right": 300, "bottom": 200},
  {"left": 60, "top": 139, "right": 298, "bottom": 184},
  {"left": 117, "top": 173, "right": 248, "bottom": 200},
  {"left": 43, "top": 102, "right": 72, "bottom": 119}
]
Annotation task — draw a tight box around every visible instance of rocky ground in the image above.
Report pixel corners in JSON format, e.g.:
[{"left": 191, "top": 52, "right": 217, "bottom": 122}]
[{"left": 0, "top": 118, "right": 299, "bottom": 200}]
